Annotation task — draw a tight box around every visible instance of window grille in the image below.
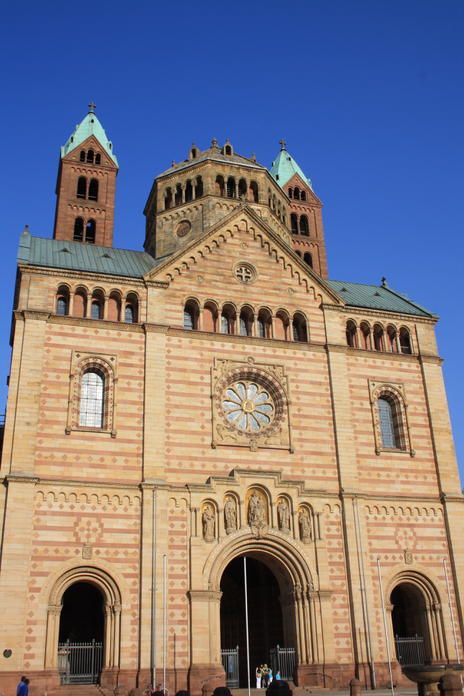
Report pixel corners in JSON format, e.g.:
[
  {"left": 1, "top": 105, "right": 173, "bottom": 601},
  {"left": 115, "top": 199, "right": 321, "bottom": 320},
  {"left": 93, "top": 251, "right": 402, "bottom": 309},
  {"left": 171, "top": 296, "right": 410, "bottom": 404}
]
[
  {"left": 79, "top": 370, "right": 104, "bottom": 427},
  {"left": 378, "top": 397, "right": 397, "bottom": 448}
]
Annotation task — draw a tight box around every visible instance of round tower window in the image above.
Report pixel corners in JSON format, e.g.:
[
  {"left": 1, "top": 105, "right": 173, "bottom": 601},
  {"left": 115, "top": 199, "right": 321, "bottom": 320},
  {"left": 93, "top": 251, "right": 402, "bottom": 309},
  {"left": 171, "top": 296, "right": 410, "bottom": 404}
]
[
  {"left": 176, "top": 220, "right": 191, "bottom": 238},
  {"left": 234, "top": 262, "right": 256, "bottom": 284}
]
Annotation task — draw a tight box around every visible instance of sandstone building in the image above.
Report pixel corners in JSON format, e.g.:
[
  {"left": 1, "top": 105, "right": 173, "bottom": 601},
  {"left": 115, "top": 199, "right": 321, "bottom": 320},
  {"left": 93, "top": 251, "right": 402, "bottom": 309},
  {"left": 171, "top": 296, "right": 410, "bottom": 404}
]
[{"left": 0, "top": 106, "right": 463, "bottom": 696}]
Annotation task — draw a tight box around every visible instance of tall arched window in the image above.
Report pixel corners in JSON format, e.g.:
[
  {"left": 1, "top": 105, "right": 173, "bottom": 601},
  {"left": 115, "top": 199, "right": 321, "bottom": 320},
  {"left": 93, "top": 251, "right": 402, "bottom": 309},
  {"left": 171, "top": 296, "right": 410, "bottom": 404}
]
[
  {"left": 378, "top": 396, "right": 400, "bottom": 448},
  {"left": 399, "top": 328, "right": 412, "bottom": 354},
  {"left": 292, "top": 312, "right": 308, "bottom": 342},
  {"left": 304, "top": 252, "right": 313, "bottom": 268},
  {"left": 165, "top": 188, "right": 173, "bottom": 209},
  {"left": 107, "top": 292, "right": 121, "bottom": 321},
  {"left": 387, "top": 325, "right": 398, "bottom": 352},
  {"left": 360, "top": 322, "right": 371, "bottom": 350},
  {"left": 300, "top": 190, "right": 307, "bottom": 201},
  {"left": 196, "top": 176, "right": 203, "bottom": 197},
  {"left": 86, "top": 149, "right": 94, "bottom": 164},
  {"left": 221, "top": 304, "right": 236, "bottom": 334},
  {"left": 95, "top": 153, "right": 101, "bottom": 164},
  {"left": 249, "top": 181, "right": 259, "bottom": 203},
  {"left": 291, "top": 214, "right": 298, "bottom": 234},
  {"left": 226, "top": 177, "right": 236, "bottom": 198},
  {"left": 257, "top": 308, "right": 272, "bottom": 338},
  {"left": 76, "top": 177, "right": 87, "bottom": 199},
  {"left": 239, "top": 307, "right": 253, "bottom": 336},
  {"left": 74, "top": 217, "right": 84, "bottom": 242},
  {"left": 91, "top": 300, "right": 102, "bottom": 320},
  {"left": 185, "top": 180, "right": 193, "bottom": 203},
  {"left": 346, "top": 320, "right": 358, "bottom": 348},
  {"left": 88, "top": 178, "right": 99, "bottom": 201},
  {"left": 203, "top": 302, "right": 218, "bottom": 332},
  {"left": 294, "top": 187, "right": 300, "bottom": 200},
  {"left": 238, "top": 179, "right": 247, "bottom": 198},
  {"left": 288, "top": 188, "right": 293, "bottom": 199},
  {"left": 373, "top": 324, "right": 384, "bottom": 351},
  {"left": 175, "top": 184, "right": 183, "bottom": 206},
  {"left": 275, "top": 310, "right": 289, "bottom": 341},
  {"left": 215, "top": 175, "right": 225, "bottom": 196},
  {"left": 300, "top": 215, "right": 309, "bottom": 235},
  {"left": 79, "top": 369, "right": 105, "bottom": 427},
  {"left": 73, "top": 288, "right": 87, "bottom": 318},
  {"left": 56, "top": 285, "right": 69, "bottom": 316},
  {"left": 79, "top": 151, "right": 86, "bottom": 162},
  {"left": 85, "top": 219, "right": 96, "bottom": 244},
  {"left": 184, "top": 299, "right": 199, "bottom": 330}
]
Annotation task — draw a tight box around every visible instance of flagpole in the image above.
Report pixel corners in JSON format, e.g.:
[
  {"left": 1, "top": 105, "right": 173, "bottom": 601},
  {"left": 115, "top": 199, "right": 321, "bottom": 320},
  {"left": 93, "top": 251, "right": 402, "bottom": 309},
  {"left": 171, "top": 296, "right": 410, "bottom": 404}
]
[
  {"left": 377, "top": 558, "right": 395, "bottom": 696},
  {"left": 244, "top": 556, "right": 251, "bottom": 696}
]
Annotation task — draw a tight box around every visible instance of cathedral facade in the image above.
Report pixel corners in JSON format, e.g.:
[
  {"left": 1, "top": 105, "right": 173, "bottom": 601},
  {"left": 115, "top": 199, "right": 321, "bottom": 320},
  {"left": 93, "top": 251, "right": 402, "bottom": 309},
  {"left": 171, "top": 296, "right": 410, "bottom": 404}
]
[{"left": 0, "top": 107, "right": 463, "bottom": 696}]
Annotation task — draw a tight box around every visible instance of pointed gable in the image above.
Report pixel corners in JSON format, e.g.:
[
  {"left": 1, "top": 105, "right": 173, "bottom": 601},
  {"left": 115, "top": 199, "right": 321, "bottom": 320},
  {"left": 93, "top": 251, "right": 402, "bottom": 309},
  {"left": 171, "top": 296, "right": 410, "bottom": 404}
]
[{"left": 61, "top": 106, "right": 118, "bottom": 166}]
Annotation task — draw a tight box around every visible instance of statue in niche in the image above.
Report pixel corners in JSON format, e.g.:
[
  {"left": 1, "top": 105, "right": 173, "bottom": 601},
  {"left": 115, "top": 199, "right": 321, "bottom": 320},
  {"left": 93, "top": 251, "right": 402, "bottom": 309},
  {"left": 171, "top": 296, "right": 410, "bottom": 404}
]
[
  {"left": 277, "top": 498, "right": 290, "bottom": 532},
  {"left": 248, "top": 491, "right": 266, "bottom": 529},
  {"left": 298, "top": 507, "right": 312, "bottom": 543},
  {"left": 224, "top": 497, "right": 237, "bottom": 534},
  {"left": 202, "top": 505, "right": 215, "bottom": 542}
]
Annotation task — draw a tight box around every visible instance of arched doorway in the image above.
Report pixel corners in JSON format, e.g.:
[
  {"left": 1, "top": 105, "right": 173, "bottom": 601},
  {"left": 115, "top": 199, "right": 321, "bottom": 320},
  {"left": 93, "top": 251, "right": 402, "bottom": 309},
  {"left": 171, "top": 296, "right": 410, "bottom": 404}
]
[
  {"left": 58, "top": 582, "right": 104, "bottom": 683},
  {"left": 220, "top": 554, "right": 296, "bottom": 687},
  {"left": 391, "top": 582, "right": 431, "bottom": 666}
]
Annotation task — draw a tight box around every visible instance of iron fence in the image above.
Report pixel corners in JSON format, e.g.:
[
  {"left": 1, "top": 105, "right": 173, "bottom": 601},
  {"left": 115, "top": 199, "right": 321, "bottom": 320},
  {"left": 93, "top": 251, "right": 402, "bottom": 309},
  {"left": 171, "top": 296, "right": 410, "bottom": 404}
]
[
  {"left": 270, "top": 645, "right": 296, "bottom": 681},
  {"left": 395, "top": 635, "right": 425, "bottom": 666},
  {"left": 221, "top": 646, "right": 240, "bottom": 689},
  {"left": 58, "top": 639, "right": 103, "bottom": 684}
]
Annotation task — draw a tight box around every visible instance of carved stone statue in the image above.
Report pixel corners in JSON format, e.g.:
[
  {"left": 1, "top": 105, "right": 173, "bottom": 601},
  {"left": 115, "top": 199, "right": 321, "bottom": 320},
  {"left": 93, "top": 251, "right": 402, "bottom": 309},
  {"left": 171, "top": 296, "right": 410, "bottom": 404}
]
[
  {"left": 248, "top": 491, "right": 265, "bottom": 528},
  {"left": 277, "top": 498, "right": 290, "bottom": 532},
  {"left": 224, "top": 497, "right": 237, "bottom": 534},
  {"left": 298, "top": 507, "right": 312, "bottom": 542},
  {"left": 202, "top": 505, "right": 215, "bottom": 542}
]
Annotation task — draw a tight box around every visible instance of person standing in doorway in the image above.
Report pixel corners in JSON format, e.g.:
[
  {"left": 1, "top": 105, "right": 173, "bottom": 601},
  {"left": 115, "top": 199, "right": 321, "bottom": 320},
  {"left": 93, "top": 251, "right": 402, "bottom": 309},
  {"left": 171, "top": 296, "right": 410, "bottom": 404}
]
[{"left": 256, "top": 665, "right": 263, "bottom": 688}]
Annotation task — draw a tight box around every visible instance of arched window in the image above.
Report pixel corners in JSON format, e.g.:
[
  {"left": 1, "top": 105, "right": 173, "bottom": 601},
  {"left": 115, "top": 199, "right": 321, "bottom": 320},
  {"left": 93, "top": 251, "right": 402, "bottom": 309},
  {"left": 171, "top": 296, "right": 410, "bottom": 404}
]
[
  {"left": 249, "top": 181, "right": 259, "bottom": 203},
  {"left": 107, "top": 292, "right": 121, "bottom": 321},
  {"left": 79, "top": 151, "right": 86, "bottom": 162},
  {"left": 196, "top": 176, "right": 203, "bottom": 197},
  {"left": 346, "top": 320, "right": 357, "bottom": 348},
  {"left": 73, "top": 288, "right": 87, "bottom": 318},
  {"left": 221, "top": 305, "right": 236, "bottom": 334},
  {"left": 85, "top": 219, "right": 96, "bottom": 244},
  {"left": 399, "top": 328, "right": 412, "bottom": 354},
  {"left": 203, "top": 302, "right": 218, "bottom": 332},
  {"left": 294, "top": 187, "right": 300, "bottom": 200},
  {"left": 304, "top": 252, "right": 313, "bottom": 268},
  {"left": 184, "top": 299, "right": 199, "bottom": 330},
  {"left": 91, "top": 299, "right": 102, "bottom": 320},
  {"left": 300, "top": 215, "right": 309, "bottom": 236},
  {"left": 224, "top": 144, "right": 232, "bottom": 155},
  {"left": 387, "top": 325, "right": 398, "bottom": 352},
  {"left": 76, "top": 177, "right": 87, "bottom": 199},
  {"left": 86, "top": 149, "right": 94, "bottom": 164},
  {"left": 373, "top": 324, "right": 384, "bottom": 351},
  {"left": 215, "top": 175, "right": 225, "bottom": 196},
  {"left": 175, "top": 184, "right": 183, "bottom": 206},
  {"left": 275, "top": 310, "right": 289, "bottom": 340},
  {"left": 79, "top": 369, "right": 105, "bottom": 427},
  {"left": 292, "top": 312, "right": 308, "bottom": 342},
  {"left": 257, "top": 308, "right": 272, "bottom": 338},
  {"left": 88, "top": 178, "right": 99, "bottom": 201},
  {"left": 288, "top": 188, "right": 293, "bottom": 199},
  {"left": 377, "top": 396, "right": 400, "bottom": 448},
  {"left": 226, "top": 177, "right": 236, "bottom": 198},
  {"left": 360, "top": 322, "right": 371, "bottom": 350},
  {"left": 238, "top": 179, "right": 247, "bottom": 199},
  {"left": 300, "top": 190, "right": 307, "bottom": 201},
  {"left": 291, "top": 214, "right": 298, "bottom": 234},
  {"left": 56, "top": 285, "right": 69, "bottom": 316},
  {"left": 125, "top": 293, "right": 138, "bottom": 323},
  {"left": 185, "top": 180, "right": 193, "bottom": 203},
  {"left": 164, "top": 188, "right": 173, "bottom": 209},
  {"left": 73, "top": 217, "right": 84, "bottom": 242},
  {"left": 95, "top": 153, "right": 101, "bottom": 165},
  {"left": 239, "top": 306, "right": 253, "bottom": 336}
]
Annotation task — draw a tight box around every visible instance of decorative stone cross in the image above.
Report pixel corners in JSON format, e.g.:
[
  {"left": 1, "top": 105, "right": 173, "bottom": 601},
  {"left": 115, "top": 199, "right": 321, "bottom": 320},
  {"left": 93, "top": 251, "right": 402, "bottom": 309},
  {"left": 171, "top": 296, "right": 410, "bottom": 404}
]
[
  {"left": 88, "top": 101, "right": 97, "bottom": 113},
  {"left": 279, "top": 138, "right": 287, "bottom": 151},
  {"left": 235, "top": 265, "right": 253, "bottom": 283}
]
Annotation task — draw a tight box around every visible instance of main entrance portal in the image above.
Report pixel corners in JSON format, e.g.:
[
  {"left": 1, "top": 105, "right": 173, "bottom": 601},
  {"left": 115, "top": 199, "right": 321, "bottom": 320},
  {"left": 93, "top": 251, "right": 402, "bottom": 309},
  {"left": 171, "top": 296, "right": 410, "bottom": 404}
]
[
  {"left": 58, "top": 581, "right": 104, "bottom": 684},
  {"left": 220, "top": 555, "right": 293, "bottom": 687}
]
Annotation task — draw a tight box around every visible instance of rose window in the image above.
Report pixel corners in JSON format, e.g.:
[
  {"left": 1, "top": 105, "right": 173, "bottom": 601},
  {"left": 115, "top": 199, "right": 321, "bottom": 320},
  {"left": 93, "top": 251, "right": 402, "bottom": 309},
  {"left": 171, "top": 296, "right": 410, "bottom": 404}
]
[{"left": 222, "top": 381, "right": 275, "bottom": 432}]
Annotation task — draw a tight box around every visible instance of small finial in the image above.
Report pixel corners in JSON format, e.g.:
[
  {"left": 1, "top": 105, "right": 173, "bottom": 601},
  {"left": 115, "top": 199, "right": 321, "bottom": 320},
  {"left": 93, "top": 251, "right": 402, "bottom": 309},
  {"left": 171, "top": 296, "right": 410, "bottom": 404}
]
[
  {"left": 279, "top": 139, "right": 287, "bottom": 151},
  {"left": 211, "top": 137, "right": 218, "bottom": 148},
  {"left": 22, "top": 224, "right": 30, "bottom": 234},
  {"left": 88, "top": 101, "right": 96, "bottom": 113},
  {"left": 381, "top": 276, "right": 387, "bottom": 287},
  {"left": 250, "top": 153, "right": 256, "bottom": 162},
  {"left": 171, "top": 160, "right": 176, "bottom": 167}
]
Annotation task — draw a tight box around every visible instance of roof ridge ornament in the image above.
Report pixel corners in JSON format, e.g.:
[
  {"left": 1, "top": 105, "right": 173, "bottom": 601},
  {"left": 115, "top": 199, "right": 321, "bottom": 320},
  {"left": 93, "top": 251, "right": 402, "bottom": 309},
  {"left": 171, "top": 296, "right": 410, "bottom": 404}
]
[
  {"left": 88, "top": 101, "right": 96, "bottom": 114},
  {"left": 279, "top": 138, "right": 287, "bottom": 151}
]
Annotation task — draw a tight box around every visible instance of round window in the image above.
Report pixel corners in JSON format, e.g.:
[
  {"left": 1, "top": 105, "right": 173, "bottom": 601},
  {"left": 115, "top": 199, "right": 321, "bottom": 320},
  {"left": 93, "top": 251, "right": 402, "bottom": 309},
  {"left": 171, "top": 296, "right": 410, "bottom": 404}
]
[
  {"left": 176, "top": 220, "right": 191, "bottom": 238},
  {"left": 234, "top": 263, "right": 256, "bottom": 284},
  {"left": 222, "top": 380, "right": 275, "bottom": 433}
]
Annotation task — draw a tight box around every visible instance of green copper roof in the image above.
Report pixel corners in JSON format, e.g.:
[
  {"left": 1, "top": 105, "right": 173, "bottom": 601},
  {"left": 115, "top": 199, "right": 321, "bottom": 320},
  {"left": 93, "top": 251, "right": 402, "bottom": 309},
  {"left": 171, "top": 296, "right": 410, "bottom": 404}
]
[
  {"left": 270, "top": 143, "right": 312, "bottom": 189},
  {"left": 18, "top": 230, "right": 157, "bottom": 278},
  {"left": 328, "top": 280, "right": 435, "bottom": 317},
  {"left": 61, "top": 106, "right": 118, "bottom": 165}
]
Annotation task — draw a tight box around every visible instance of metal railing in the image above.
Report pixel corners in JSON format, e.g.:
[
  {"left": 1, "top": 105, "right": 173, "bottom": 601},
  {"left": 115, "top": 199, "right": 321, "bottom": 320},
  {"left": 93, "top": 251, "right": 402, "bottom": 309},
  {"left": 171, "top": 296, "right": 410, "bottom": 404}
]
[
  {"left": 270, "top": 645, "right": 296, "bottom": 681},
  {"left": 221, "top": 646, "right": 239, "bottom": 689},
  {"left": 58, "top": 639, "right": 103, "bottom": 684},
  {"left": 395, "top": 635, "right": 425, "bottom": 666}
]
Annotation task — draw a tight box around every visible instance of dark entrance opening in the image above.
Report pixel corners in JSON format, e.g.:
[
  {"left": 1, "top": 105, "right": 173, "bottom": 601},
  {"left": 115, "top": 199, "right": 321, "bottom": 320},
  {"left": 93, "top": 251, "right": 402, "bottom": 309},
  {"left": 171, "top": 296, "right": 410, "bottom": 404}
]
[
  {"left": 58, "top": 582, "right": 104, "bottom": 683},
  {"left": 391, "top": 583, "right": 428, "bottom": 665},
  {"left": 220, "top": 556, "right": 285, "bottom": 686}
]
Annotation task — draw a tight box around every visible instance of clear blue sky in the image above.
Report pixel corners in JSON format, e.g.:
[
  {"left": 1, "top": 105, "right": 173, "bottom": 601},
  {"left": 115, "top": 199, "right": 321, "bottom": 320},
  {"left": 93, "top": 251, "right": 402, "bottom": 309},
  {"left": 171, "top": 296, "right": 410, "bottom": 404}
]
[{"left": 1, "top": 1, "right": 463, "bottom": 480}]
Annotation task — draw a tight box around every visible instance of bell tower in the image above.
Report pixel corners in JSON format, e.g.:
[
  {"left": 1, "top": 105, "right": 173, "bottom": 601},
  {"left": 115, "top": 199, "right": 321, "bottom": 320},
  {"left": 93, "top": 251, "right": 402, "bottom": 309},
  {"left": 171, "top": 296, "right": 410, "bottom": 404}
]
[
  {"left": 53, "top": 103, "right": 118, "bottom": 247},
  {"left": 270, "top": 141, "right": 328, "bottom": 278}
]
